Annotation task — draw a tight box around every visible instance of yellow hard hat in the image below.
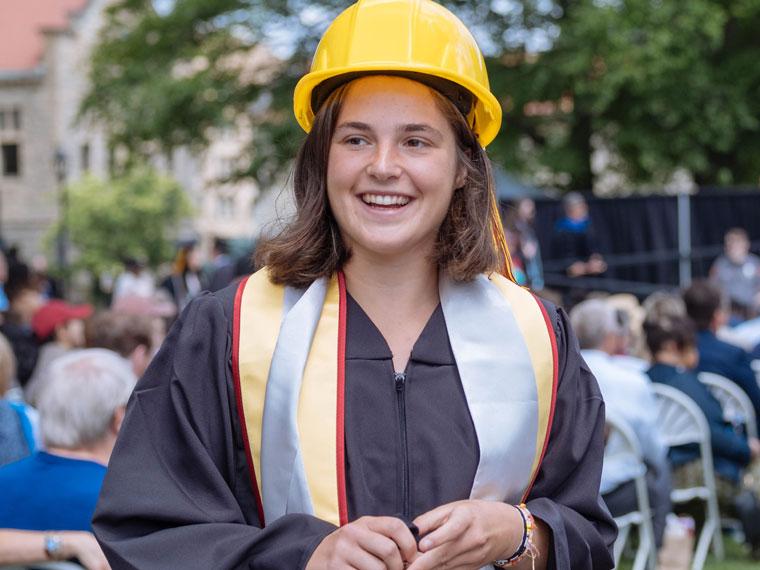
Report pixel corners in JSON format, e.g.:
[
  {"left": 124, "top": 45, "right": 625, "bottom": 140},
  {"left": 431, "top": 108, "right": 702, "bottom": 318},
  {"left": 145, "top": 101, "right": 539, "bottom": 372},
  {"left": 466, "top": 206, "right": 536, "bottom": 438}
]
[{"left": 293, "top": 0, "right": 503, "bottom": 147}]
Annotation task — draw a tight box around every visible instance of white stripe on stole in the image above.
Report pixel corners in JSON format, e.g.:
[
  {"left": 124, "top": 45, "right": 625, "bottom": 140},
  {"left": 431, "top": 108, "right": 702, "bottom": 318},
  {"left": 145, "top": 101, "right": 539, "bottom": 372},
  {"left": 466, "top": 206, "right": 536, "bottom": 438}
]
[
  {"left": 260, "top": 277, "right": 328, "bottom": 521},
  {"left": 439, "top": 274, "right": 538, "bottom": 505}
]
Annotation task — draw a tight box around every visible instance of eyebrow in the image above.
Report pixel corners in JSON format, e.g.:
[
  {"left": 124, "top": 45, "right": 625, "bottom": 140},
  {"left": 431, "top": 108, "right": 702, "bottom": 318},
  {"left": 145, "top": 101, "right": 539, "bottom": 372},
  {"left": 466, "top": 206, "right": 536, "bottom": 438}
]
[{"left": 335, "top": 121, "right": 444, "bottom": 140}]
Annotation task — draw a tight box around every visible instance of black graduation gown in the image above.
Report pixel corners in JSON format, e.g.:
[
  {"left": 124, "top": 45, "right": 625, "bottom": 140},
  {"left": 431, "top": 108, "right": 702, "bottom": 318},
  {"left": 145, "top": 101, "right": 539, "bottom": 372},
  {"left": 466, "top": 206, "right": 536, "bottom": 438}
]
[{"left": 93, "top": 284, "right": 616, "bottom": 569}]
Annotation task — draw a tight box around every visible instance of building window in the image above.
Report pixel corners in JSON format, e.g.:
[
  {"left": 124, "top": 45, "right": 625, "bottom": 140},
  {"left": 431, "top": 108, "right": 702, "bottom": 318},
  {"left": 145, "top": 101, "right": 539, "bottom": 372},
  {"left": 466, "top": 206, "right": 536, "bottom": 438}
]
[
  {"left": 81, "top": 143, "right": 90, "bottom": 172},
  {"left": 0, "top": 111, "right": 4, "bottom": 130},
  {"left": 2, "top": 143, "right": 20, "bottom": 176},
  {"left": 12, "top": 108, "right": 21, "bottom": 130}
]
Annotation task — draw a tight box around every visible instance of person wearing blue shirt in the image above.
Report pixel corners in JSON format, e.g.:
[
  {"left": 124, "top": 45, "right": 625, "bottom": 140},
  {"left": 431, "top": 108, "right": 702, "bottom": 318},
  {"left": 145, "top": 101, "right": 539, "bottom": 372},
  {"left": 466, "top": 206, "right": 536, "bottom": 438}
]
[
  {"left": 684, "top": 280, "right": 760, "bottom": 436},
  {"left": 0, "top": 349, "right": 135, "bottom": 564},
  {"left": 643, "top": 315, "right": 758, "bottom": 482}
]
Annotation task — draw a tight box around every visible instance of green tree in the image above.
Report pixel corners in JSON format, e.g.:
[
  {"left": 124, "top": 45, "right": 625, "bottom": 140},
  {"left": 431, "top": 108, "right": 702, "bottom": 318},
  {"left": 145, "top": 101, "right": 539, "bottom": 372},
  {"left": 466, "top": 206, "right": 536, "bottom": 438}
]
[
  {"left": 82, "top": 0, "right": 760, "bottom": 191},
  {"left": 50, "top": 166, "right": 191, "bottom": 276}
]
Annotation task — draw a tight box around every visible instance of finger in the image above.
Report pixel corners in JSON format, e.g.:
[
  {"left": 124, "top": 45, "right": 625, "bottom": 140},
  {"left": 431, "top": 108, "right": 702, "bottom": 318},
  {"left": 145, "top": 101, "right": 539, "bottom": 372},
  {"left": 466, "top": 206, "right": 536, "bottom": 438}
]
[
  {"left": 413, "top": 503, "right": 456, "bottom": 536},
  {"left": 358, "top": 533, "right": 405, "bottom": 570},
  {"left": 367, "top": 517, "right": 418, "bottom": 562},
  {"left": 405, "top": 544, "right": 453, "bottom": 570},
  {"left": 418, "top": 513, "right": 469, "bottom": 553},
  {"left": 345, "top": 545, "right": 386, "bottom": 570}
]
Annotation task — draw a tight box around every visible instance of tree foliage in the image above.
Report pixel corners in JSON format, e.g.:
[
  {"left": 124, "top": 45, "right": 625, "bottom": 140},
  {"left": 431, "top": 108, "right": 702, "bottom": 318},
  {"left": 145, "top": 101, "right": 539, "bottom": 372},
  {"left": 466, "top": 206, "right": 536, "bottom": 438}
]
[
  {"left": 82, "top": 0, "right": 760, "bottom": 192},
  {"left": 50, "top": 166, "right": 191, "bottom": 276}
]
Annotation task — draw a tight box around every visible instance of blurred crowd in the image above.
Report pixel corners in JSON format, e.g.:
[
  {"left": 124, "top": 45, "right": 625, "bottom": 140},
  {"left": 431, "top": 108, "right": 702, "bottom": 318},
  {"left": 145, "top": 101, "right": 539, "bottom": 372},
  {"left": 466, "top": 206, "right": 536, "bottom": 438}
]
[
  {"left": 1, "top": 209, "right": 760, "bottom": 567},
  {"left": 0, "top": 238, "right": 255, "bottom": 568},
  {"left": 505, "top": 193, "right": 760, "bottom": 563}
]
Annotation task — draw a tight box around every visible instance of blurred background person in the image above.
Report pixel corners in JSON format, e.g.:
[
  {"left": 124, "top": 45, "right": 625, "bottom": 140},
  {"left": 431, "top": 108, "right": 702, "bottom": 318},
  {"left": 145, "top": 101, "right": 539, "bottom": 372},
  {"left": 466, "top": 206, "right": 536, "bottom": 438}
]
[
  {"left": 207, "top": 237, "right": 236, "bottom": 292},
  {"left": 25, "top": 300, "right": 94, "bottom": 407},
  {"left": 0, "top": 349, "right": 135, "bottom": 534},
  {"left": 644, "top": 313, "right": 760, "bottom": 554},
  {"left": 710, "top": 228, "right": 760, "bottom": 322},
  {"left": 0, "top": 332, "right": 37, "bottom": 467},
  {"left": 571, "top": 298, "right": 671, "bottom": 549},
  {"left": 85, "top": 311, "right": 159, "bottom": 379},
  {"left": 160, "top": 241, "right": 207, "bottom": 312},
  {"left": 111, "top": 257, "right": 155, "bottom": 304},
  {"left": 513, "top": 197, "right": 544, "bottom": 290},
  {"left": 550, "top": 192, "right": 607, "bottom": 279},
  {"left": 683, "top": 280, "right": 760, "bottom": 435},
  {"left": 0, "top": 281, "right": 44, "bottom": 388}
]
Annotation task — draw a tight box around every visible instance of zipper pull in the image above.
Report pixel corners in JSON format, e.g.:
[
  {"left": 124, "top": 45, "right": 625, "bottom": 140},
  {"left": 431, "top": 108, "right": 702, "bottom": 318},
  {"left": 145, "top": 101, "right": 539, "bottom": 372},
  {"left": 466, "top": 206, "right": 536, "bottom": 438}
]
[{"left": 394, "top": 372, "right": 406, "bottom": 391}]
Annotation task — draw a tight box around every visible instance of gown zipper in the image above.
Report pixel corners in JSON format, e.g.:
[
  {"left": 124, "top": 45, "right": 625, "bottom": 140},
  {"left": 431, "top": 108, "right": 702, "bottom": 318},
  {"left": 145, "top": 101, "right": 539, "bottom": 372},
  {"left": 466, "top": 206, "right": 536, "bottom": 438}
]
[{"left": 394, "top": 371, "right": 411, "bottom": 520}]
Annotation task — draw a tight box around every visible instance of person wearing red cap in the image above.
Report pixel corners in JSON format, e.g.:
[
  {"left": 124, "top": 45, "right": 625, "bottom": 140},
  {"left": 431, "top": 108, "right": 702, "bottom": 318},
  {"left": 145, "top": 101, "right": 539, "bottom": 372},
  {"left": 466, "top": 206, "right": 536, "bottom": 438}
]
[{"left": 24, "top": 300, "right": 93, "bottom": 407}]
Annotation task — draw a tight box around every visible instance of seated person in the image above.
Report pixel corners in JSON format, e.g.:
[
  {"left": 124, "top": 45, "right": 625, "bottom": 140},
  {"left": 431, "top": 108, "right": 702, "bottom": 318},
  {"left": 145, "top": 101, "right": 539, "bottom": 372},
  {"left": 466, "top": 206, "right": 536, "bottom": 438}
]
[
  {"left": 0, "top": 349, "right": 136, "bottom": 534},
  {"left": 644, "top": 315, "right": 759, "bottom": 484},
  {"left": 571, "top": 299, "right": 671, "bottom": 548},
  {"left": 683, "top": 280, "right": 760, "bottom": 435},
  {"left": 710, "top": 227, "right": 760, "bottom": 321},
  {"left": 0, "top": 332, "right": 36, "bottom": 468},
  {"left": 25, "top": 299, "right": 93, "bottom": 407},
  {"left": 85, "top": 310, "right": 159, "bottom": 379}
]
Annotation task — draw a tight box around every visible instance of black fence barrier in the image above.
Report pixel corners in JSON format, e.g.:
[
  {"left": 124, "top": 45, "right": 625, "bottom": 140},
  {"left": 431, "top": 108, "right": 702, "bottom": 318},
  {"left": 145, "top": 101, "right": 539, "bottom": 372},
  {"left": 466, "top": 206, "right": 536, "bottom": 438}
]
[{"left": 503, "top": 187, "right": 760, "bottom": 295}]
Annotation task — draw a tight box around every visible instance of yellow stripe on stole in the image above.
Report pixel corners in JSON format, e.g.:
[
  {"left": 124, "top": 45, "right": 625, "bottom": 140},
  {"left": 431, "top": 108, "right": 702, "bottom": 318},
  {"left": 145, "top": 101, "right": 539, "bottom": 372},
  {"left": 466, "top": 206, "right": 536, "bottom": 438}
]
[
  {"left": 238, "top": 268, "right": 286, "bottom": 502},
  {"left": 489, "top": 274, "right": 554, "bottom": 485},
  {"left": 298, "top": 275, "right": 341, "bottom": 526}
]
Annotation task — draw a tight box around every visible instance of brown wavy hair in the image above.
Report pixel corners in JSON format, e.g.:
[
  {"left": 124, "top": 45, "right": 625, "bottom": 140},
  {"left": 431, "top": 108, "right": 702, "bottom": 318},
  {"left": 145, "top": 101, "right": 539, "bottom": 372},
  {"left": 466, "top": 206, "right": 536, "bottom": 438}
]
[{"left": 257, "top": 80, "right": 500, "bottom": 288}]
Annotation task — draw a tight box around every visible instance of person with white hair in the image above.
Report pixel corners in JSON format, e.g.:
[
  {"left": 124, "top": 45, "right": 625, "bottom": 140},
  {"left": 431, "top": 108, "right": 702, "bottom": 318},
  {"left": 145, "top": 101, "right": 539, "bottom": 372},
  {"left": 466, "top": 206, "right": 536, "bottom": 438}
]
[
  {"left": 0, "top": 348, "right": 134, "bottom": 566},
  {"left": 571, "top": 299, "right": 671, "bottom": 549}
]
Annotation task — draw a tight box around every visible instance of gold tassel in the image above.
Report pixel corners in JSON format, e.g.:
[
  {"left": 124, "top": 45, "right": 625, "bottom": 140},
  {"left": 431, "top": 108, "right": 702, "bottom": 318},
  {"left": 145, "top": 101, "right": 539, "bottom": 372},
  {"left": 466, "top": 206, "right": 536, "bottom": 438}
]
[{"left": 489, "top": 189, "right": 517, "bottom": 283}]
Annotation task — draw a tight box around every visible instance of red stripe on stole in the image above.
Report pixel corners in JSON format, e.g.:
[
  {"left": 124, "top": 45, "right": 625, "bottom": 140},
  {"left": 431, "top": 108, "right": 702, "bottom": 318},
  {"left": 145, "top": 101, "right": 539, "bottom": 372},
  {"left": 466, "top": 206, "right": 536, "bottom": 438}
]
[
  {"left": 336, "top": 272, "right": 349, "bottom": 526},
  {"left": 521, "top": 293, "right": 560, "bottom": 501},
  {"left": 231, "top": 275, "right": 266, "bottom": 525}
]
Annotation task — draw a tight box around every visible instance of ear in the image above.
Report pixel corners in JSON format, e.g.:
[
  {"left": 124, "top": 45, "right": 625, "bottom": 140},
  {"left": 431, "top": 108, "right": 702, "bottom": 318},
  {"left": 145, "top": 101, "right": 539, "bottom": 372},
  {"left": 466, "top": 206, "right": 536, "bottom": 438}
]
[
  {"left": 111, "top": 406, "right": 126, "bottom": 434},
  {"left": 454, "top": 163, "right": 467, "bottom": 190}
]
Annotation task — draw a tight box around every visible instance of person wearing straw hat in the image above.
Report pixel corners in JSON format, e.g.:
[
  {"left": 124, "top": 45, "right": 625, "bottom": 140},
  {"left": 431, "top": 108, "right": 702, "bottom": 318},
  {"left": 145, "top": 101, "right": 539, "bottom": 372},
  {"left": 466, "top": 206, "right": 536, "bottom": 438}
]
[{"left": 93, "top": 1, "right": 615, "bottom": 569}]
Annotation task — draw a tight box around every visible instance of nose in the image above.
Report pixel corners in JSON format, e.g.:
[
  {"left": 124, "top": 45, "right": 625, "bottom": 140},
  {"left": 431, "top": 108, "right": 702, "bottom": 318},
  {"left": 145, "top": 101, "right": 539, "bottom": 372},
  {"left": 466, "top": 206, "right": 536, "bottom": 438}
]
[{"left": 365, "top": 141, "right": 402, "bottom": 181}]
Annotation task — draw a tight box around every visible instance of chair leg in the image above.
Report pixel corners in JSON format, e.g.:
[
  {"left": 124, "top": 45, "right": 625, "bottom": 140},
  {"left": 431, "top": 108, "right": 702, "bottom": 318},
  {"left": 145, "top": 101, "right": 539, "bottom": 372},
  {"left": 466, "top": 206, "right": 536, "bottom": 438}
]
[
  {"left": 632, "top": 524, "right": 652, "bottom": 570},
  {"left": 614, "top": 524, "right": 631, "bottom": 568},
  {"left": 707, "top": 494, "right": 724, "bottom": 560},
  {"left": 690, "top": 516, "right": 713, "bottom": 570}
]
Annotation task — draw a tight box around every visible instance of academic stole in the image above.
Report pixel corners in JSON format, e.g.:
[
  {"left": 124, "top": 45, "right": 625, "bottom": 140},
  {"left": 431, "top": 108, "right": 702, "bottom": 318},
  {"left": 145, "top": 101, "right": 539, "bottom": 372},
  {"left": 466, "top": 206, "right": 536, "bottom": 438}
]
[{"left": 233, "top": 267, "right": 558, "bottom": 528}]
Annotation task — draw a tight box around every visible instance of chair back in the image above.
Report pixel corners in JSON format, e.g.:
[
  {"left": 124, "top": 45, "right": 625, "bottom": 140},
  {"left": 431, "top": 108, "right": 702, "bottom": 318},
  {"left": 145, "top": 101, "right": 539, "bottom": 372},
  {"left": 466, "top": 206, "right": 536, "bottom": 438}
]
[
  {"left": 698, "top": 371, "right": 758, "bottom": 440},
  {"left": 650, "top": 382, "right": 724, "bottom": 570},
  {"left": 606, "top": 413, "right": 656, "bottom": 570}
]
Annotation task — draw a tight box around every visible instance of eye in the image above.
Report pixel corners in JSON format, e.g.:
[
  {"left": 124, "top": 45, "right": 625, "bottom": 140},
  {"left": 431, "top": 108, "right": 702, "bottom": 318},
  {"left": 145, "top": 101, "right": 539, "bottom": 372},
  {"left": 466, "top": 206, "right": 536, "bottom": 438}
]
[
  {"left": 343, "top": 136, "right": 369, "bottom": 147},
  {"left": 404, "top": 137, "right": 430, "bottom": 149}
]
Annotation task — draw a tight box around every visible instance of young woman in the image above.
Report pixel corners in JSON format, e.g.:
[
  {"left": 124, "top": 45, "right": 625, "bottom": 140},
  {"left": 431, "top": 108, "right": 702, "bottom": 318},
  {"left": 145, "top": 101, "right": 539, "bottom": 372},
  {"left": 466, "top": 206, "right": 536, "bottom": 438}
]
[{"left": 93, "top": 1, "right": 615, "bottom": 569}]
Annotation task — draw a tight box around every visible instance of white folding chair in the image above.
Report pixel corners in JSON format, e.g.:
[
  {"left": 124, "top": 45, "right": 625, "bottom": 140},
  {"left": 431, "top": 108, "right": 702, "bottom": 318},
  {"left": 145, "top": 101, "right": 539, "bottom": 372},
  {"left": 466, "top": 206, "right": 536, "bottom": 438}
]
[
  {"left": 751, "top": 359, "right": 760, "bottom": 390},
  {"left": 651, "top": 383, "right": 724, "bottom": 570},
  {"left": 698, "top": 371, "right": 758, "bottom": 440},
  {"left": 606, "top": 414, "right": 657, "bottom": 570}
]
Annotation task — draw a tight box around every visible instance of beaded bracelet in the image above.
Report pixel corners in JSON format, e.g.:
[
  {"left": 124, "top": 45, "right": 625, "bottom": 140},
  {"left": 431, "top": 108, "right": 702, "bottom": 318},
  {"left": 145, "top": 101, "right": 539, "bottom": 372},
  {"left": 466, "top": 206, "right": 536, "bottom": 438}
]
[{"left": 493, "top": 503, "right": 537, "bottom": 569}]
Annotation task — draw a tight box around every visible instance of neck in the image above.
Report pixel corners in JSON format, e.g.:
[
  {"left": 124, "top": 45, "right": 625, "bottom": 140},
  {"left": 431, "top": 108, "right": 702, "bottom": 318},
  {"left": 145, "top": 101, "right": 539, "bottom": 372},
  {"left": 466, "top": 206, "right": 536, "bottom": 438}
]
[
  {"left": 342, "top": 248, "right": 440, "bottom": 373},
  {"left": 653, "top": 352, "right": 682, "bottom": 368},
  {"left": 342, "top": 249, "right": 440, "bottom": 316},
  {"left": 47, "top": 439, "right": 113, "bottom": 466}
]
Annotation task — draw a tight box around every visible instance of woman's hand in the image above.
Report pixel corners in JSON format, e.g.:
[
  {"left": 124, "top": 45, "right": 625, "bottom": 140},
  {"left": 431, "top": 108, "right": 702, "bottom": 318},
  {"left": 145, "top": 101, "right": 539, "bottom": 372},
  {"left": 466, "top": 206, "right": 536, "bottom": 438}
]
[
  {"left": 407, "top": 500, "right": 523, "bottom": 570},
  {"left": 306, "top": 516, "right": 419, "bottom": 570}
]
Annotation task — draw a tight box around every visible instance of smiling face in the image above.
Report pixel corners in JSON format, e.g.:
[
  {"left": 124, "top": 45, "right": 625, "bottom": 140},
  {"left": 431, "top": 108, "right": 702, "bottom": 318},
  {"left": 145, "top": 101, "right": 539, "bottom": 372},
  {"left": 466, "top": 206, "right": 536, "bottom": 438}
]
[{"left": 326, "top": 76, "right": 466, "bottom": 263}]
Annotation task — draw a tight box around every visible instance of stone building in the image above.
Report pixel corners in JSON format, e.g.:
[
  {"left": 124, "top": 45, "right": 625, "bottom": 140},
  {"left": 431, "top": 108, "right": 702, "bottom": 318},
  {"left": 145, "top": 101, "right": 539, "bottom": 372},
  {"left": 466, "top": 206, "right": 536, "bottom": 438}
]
[{"left": 0, "top": 0, "right": 264, "bottom": 262}]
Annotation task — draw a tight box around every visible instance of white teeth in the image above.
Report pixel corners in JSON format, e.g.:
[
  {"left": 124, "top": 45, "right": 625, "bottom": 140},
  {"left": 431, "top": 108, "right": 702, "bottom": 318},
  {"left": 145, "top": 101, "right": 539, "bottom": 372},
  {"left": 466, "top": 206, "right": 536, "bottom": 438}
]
[{"left": 361, "top": 194, "right": 411, "bottom": 206}]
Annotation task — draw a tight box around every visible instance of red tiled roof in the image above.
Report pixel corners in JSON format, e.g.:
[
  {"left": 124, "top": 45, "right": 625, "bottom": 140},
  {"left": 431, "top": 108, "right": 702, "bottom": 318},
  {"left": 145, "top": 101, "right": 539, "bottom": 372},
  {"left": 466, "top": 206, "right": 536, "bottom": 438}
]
[{"left": 0, "top": 0, "right": 89, "bottom": 72}]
